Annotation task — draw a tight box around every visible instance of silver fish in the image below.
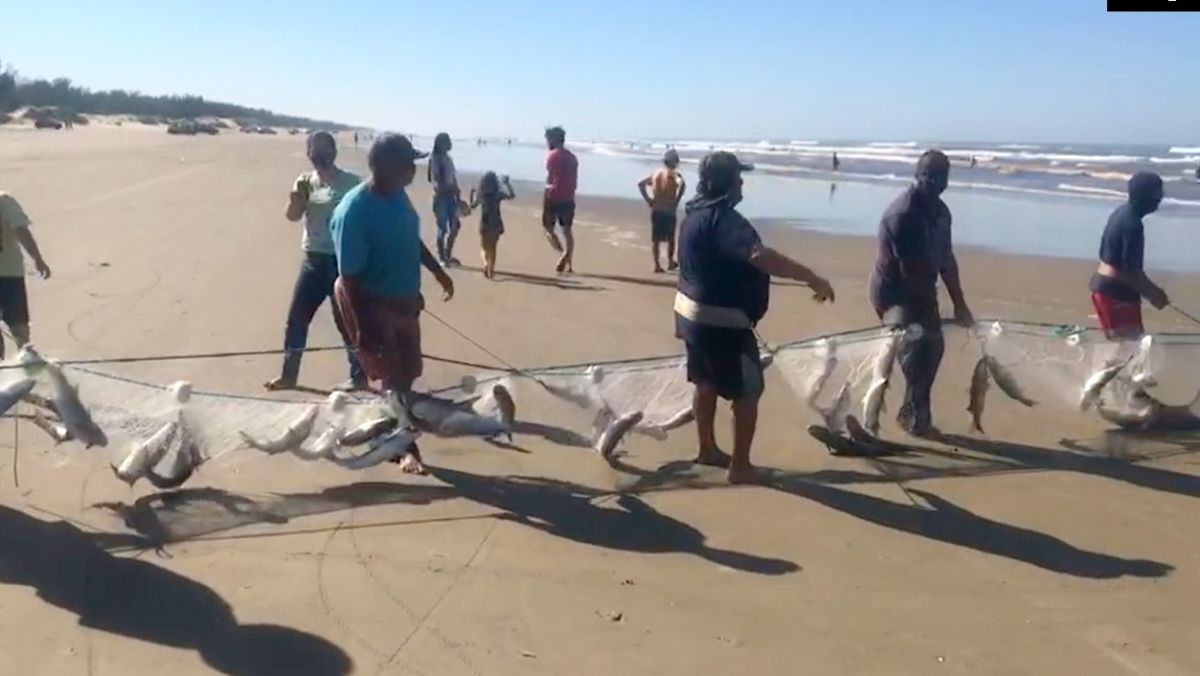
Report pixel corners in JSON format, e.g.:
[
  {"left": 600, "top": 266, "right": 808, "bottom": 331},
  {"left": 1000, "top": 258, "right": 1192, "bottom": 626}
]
[
  {"left": 294, "top": 424, "right": 342, "bottom": 461},
  {"left": 21, "top": 391, "right": 59, "bottom": 416},
  {"left": 804, "top": 340, "right": 838, "bottom": 411},
  {"left": 0, "top": 378, "right": 35, "bottom": 418},
  {"left": 596, "top": 411, "right": 644, "bottom": 460},
  {"left": 112, "top": 419, "right": 179, "bottom": 486},
  {"left": 824, "top": 381, "right": 852, "bottom": 433},
  {"left": 340, "top": 416, "right": 398, "bottom": 446},
  {"left": 239, "top": 405, "right": 318, "bottom": 454},
  {"left": 31, "top": 409, "right": 71, "bottom": 444},
  {"left": 984, "top": 356, "right": 1035, "bottom": 407},
  {"left": 329, "top": 427, "right": 421, "bottom": 470},
  {"left": 404, "top": 392, "right": 508, "bottom": 439},
  {"left": 1080, "top": 360, "right": 1129, "bottom": 412},
  {"left": 862, "top": 377, "right": 889, "bottom": 436},
  {"left": 145, "top": 417, "right": 203, "bottom": 489},
  {"left": 21, "top": 347, "right": 108, "bottom": 448},
  {"left": 635, "top": 406, "right": 695, "bottom": 441},
  {"left": 967, "top": 356, "right": 990, "bottom": 434},
  {"left": 872, "top": 331, "right": 902, "bottom": 382}
]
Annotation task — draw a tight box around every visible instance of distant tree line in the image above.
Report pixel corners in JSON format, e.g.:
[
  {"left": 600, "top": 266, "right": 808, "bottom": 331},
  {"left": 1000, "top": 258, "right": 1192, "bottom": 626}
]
[{"left": 0, "top": 59, "right": 348, "bottom": 129}]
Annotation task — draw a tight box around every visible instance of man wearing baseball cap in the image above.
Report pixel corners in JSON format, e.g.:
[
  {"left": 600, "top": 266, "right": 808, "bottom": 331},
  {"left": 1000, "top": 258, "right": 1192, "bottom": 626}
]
[
  {"left": 330, "top": 133, "right": 455, "bottom": 475},
  {"left": 637, "top": 148, "right": 686, "bottom": 273},
  {"left": 675, "top": 151, "right": 836, "bottom": 484}
]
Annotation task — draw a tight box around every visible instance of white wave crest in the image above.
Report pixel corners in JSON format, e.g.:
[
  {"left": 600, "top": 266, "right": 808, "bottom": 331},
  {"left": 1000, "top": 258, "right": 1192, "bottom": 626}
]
[{"left": 1168, "top": 146, "right": 1200, "bottom": 154}]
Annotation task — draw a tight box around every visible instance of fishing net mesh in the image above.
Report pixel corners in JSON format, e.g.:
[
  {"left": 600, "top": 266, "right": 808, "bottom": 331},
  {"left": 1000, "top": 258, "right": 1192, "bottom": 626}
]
[{"left": 8, "top": 320, "right": 1199, "bottom": 483}]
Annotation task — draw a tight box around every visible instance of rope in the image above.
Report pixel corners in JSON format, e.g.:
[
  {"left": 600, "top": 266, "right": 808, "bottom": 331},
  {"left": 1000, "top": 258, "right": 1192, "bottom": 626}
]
[{"left": 1170, "top": 305, "right": 1200, "bottom": 329}]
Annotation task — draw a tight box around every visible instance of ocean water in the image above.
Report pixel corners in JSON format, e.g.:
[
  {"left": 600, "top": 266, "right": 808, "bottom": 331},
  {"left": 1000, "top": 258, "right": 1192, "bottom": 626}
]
[{"left": 415, "top": 137, "right": 1199, "bottom": 271}]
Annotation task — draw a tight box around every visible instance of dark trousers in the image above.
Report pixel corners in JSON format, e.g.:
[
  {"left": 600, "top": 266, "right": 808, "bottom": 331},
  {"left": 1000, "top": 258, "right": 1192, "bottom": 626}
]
[
  {"left": 879, "top": 305, "right": 945, "bottom": 433},
  {"left": 281, "top": 252, "right": 364, "bottom": 383}
]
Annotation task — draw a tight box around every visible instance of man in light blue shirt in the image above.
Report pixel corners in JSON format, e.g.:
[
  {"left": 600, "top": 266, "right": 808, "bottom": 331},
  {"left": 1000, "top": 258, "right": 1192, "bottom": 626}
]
[{"left": 331, "top": 134, "right": 454, "bottom": 474}]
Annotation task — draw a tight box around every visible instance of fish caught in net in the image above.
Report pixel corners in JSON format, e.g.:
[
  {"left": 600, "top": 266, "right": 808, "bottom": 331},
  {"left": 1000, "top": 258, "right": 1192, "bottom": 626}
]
[{"left": 5, "top": 320, "right": 1198, "bottom": 488}]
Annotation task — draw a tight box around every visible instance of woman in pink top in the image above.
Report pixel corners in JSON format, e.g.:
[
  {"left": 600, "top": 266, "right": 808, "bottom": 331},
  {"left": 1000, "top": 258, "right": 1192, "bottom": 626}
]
[{"left": 542, "top": 126, "right": 578, "bottom": 273}]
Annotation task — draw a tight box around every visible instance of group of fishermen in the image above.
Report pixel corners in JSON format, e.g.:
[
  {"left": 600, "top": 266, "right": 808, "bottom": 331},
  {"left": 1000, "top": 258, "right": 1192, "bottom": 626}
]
[{"left": 264, "top": 130, "right": 1177, "bottom": 481}]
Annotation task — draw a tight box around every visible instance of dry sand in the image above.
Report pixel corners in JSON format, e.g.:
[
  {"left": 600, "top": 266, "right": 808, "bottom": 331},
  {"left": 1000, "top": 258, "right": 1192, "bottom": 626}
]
[{"left": 0, "top": 124, "right": 1198, "bottom": 675}]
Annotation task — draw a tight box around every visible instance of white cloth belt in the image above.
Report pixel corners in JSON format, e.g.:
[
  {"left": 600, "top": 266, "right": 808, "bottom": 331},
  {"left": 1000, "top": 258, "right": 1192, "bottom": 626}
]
[{"left": 673, "top": 292, "right": 752, "bottom": 329}]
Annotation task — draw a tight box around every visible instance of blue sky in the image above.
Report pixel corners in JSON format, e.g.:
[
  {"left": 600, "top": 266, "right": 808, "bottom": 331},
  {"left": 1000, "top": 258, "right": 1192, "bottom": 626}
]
[{"left": 3, "top": 0, "right": 1197, "bottom": 144}]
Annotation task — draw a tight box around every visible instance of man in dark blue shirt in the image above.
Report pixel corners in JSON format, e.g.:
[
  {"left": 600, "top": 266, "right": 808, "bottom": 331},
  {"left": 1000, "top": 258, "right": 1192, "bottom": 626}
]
[
  {"left": 868, "top": 150, "right": 974, "bottom": 437},
  {"left": 1089, "top": 172, "right": 1169, "bottom": 339},
  {"left": 675, "top": 152, "right": 835, "bottom": 483}
]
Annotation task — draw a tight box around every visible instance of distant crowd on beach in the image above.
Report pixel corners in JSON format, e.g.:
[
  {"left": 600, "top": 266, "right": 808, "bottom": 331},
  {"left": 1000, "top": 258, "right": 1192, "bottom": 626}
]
[{"left": 0, "top": 126, "right": 1181, "bottom": 481}]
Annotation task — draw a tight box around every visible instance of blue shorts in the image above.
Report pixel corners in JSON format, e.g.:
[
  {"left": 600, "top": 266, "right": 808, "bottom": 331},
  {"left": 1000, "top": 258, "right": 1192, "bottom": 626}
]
[{"left": 433, "top": 193, "right": 460, "bottom": 234}]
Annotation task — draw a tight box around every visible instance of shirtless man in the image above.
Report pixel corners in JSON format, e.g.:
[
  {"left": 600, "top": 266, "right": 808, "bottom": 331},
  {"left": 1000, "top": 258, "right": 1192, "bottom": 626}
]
[{"left": 637, "top": 149, "right": 686, "bottom": 272}]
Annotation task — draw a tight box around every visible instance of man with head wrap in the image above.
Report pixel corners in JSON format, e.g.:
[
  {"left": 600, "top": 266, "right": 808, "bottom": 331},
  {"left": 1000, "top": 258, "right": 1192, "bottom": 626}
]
[
  {"left": 266, "top": 131, "right": 366, "bottom": 392},
  {"left": 675, "top": 152, "right": 835, "bottom": 484},
  {"left": 869, "top": 150, "right": 974, "bottom": 438},
  {"left": 1089, "top": 171, "right": 1169, "bottom": 339},
  {"left": 330, "top": 134, "right": 455, "bottom": 474}
]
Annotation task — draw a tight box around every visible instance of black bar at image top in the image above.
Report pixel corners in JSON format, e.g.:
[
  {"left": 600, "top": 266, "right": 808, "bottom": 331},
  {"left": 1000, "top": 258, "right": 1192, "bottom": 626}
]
[{"left": 1108, "top": 0, "right": 1198, "bottom": 11}]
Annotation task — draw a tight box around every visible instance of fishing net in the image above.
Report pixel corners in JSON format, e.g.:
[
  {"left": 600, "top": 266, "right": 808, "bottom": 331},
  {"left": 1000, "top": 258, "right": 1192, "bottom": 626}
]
[{"left": 8, "top": 319, "right": 1200, "bottom": 488}]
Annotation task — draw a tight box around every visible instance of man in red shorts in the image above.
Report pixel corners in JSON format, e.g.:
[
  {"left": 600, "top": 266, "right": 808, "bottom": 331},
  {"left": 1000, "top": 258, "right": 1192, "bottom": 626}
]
[{"left": 1089, "top": 172, "right": 1169, "bottom": 339}]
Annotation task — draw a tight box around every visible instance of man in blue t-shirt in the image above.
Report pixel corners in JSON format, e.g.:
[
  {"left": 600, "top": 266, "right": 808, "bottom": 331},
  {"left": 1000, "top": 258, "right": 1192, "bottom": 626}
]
[
  {"left": 675, "top": 152, "right": 835, "bottom": 484},
  {"left": 330, "top": 134, "right": 454, "bottom": 474},
  {"left": 868, "top": 150, "right": 974, "bottom": 438},
  {"left": 1089, "top": 172, "right": 1169, "bottom": 339}
]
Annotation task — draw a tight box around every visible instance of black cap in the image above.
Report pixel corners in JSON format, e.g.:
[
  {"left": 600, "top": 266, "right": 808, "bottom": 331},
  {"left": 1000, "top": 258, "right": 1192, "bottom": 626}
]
[
  {"left": 369, "top": 133, "right": 429, "bottom": 167},
  {"left": 698, "top": 151, "right": 753, "bottom": 195}
]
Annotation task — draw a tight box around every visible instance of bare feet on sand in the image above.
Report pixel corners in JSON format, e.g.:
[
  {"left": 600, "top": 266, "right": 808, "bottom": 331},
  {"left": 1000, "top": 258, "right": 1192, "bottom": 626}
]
[
  {"left": 263, "top": 376, "right": 296, "bottom": 391},
  {"left": 726, "top": 463, "right": 764, "bottom": 485},
  {"left": 694, "top": 447, "right": 732, "bottom": 468}
]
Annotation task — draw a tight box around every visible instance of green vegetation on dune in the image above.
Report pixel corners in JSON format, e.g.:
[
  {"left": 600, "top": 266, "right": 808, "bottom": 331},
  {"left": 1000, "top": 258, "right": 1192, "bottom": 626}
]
[{"left": 0, "top": 59, "right": 348, "bottom": 130}]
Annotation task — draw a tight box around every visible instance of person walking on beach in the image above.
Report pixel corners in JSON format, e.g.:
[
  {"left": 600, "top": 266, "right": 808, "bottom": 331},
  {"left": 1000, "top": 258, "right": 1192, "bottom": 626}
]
[
  {"left": 675, "top": 152, "right": 836, "bottom": 484},
  {"left": 1089, "top": 171, "right": 1169, "bottom": 339},
  {"left": 469, "top": 172, "right": 515, "bottom": 280},
  {"left": 868, "top": 150, "right": 974, "bottom": 438},
  {"left": 0, "top": 191, "right": 52, "bottom": 359},
  {"left": 542, "top": 126, "right": 579, "bottom": 274},
  {"left": 330, "top": 134, "right": 455, "bottom": 475},
  {"left": 428, "top": 132, "right": 462, "bottom": 266},
  {"left": 637, "top": 149, "right": 686, "bottom": 273},
  {"left": 265, "top": 131, "right": 366, "bottom": 392},
  {"left": 832, "top": 152, "right": 840, "bottom": 172}
]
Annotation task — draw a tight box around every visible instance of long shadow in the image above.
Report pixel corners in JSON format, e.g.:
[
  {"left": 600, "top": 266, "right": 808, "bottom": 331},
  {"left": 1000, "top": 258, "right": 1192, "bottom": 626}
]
[
  {"left": 96, "top": 482, "right": 458, "bottom": 547},
  {"left": 937, "top": 433, "right": 1200, "bottom": 501},
  {"left": 0, "top": 505, "right": 352, "bottom": 675},
  {"left": 431, "top": 467, "right": 799, "bottom": 575},
  {"left": 612, "top": 458, "right": 888, "bottom": 495},
  {"left": 766, "top": 477, "right": 1172, "bottom": 579},
  {"left": 459, "top": 266, "right": 606, "bottom": 292},
  {"left": 511, "top": 420, "right": 592, "bottom": 448}
]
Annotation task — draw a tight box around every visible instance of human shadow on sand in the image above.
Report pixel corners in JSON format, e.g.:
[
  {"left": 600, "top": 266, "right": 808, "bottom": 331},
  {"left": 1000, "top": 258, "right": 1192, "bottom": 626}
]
[
  {"left": 766, "top": 475, "right": 1172, "bottom": 579},
  {"left": 97, "top": 482, "right": 459, "bottom": 547},
  {"left": 0, "top": 505, "right": 352, "bottom": 675},
  {"left": 459, "top": 266, "right": 606, "bottom": 292},
  {"left": 936, "top": 433, "right": 1200, "bottom": 501},
  {"left": 431, "top": 467, "right": 799, "bottom": 575}
]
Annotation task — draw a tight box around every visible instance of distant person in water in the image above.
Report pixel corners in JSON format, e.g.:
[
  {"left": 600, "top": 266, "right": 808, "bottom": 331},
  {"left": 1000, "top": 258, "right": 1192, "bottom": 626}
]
[
  {"left": 869, "top": 150, "right": 974, "bottom": 438},
  {"left": 832, "top": 152, "right": 840, "bottom": 172},
  {"left": 675, "top": 152, "right": 835, "bottom": 483},
  {"left": 1089, "top": 171, "right": 1169, "bottom": 339},
  {"left": 637, "top": 149, "right": 686, "bottom": 272},
  {"left": 428, "top": 132, "right": 462, "bottom": 266},
  {"left": 969, "top": 155, "right": 978, "bottom": 168},
  {"left": 542, "top": 126, "right": 579, "bottom": 273},
  {"left": 469, "top": 172, "right": 516, "bottom": 279},
  {"left": 353, "top": 131, "right": 359, "bottom": 148},
  {"left": 267, "top": 131, "right": 365, "bottom": 392}
]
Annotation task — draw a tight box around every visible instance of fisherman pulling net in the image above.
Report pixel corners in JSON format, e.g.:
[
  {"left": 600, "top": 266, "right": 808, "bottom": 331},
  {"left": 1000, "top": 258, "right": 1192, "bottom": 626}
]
[{"left": 4, "top": 319, "right": 1198, "bottom": 489}]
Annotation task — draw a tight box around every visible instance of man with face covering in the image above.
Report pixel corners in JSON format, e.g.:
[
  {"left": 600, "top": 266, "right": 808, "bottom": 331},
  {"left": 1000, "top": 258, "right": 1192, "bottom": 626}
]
[
  {"left": 330, "top": 134, "right": 455, "bottom": 474},
  {"left": 869, "top": 150, "right": 974, "bottom": 437},
  {"left": 1089, "top": 171, "right": 1169, "bottom": 339},
  {"left": 675, "top": 152, "right": 836, "bottom": 484},
  {"left": 266, "top": 131, "right": 365, "bottom": 392}
]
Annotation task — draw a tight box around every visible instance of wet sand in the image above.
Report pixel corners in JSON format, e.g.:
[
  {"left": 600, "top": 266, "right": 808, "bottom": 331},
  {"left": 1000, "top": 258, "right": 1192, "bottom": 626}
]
[{"left": 0, "top": 124, "right": 1198, "bottom": 675}]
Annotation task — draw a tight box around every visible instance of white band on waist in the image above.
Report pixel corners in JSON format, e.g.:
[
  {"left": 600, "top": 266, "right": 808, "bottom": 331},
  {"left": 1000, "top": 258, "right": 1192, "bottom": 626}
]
[{"left": 673, "top": 292, "right": 752, "bottom": 329}]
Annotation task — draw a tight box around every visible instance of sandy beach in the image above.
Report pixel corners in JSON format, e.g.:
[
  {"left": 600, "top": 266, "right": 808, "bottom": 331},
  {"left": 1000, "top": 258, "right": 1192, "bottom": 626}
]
[{"left": 1, "top": 124, "right": 1199, "bottom": 675}]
